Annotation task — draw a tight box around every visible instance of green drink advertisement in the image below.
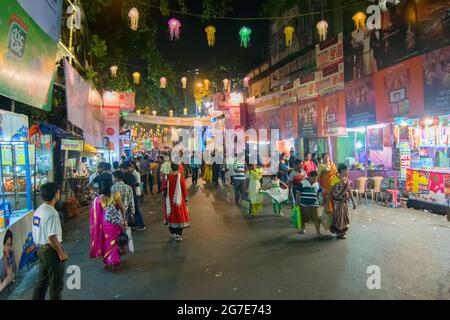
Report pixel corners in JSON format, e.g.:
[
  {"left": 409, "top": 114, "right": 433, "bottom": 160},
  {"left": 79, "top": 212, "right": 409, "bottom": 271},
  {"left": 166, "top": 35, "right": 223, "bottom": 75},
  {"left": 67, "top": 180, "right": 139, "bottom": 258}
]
[{"left": 0, "top": 0, "right": 58, "bottom": 111}]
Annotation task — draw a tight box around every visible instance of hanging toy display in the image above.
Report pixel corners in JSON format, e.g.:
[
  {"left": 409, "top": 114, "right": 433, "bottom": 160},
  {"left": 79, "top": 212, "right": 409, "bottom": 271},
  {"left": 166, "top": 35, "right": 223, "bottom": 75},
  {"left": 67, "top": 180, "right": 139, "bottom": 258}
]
[
  {"left": 316, "top": 20, "right": 328, "bottom": 42},
  {"left": 132, "top": 72, "right": 141, "bottom": 84},
  {"left": 284, "top": 26, "right": 295, "bottom": 47},
  {"left": 128, "top": 8, "right": 139, "bottom": 31},
  {"left": 205, "top": 25, "right": 216, "bottom": 47},
  {"left": 239, "top": 26, "right": 252, "bottom": 48},
  {"left": 160, "top": 77, "right": 167, "bottom": 88},
  {"left": 168, "top": 18, "right": 182, "bottom": 41},
  {"left": 352, "top": 11, "right": 367, "bottom": 31}
]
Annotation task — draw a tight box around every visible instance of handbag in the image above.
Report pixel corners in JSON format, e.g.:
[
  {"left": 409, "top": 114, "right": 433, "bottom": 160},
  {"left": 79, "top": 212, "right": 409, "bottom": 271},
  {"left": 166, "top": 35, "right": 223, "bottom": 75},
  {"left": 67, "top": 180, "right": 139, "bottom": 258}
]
[
  {"left": 117, "top": 232, "right": 129, "bottom": 248},
  {"left": 125, "top": 227, "right": 134, "bottom": 254},
  {"left": 104, "top": 203, "right": 124, "bottom": 225},
  {"left": 291, "top": 205, "right": 302, "bottom": 230}
]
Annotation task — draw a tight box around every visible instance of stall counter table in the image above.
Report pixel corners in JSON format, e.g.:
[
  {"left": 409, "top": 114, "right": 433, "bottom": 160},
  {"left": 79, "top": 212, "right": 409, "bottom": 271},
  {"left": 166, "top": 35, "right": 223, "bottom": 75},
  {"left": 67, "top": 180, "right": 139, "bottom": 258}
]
[{"left": 405, "top": 168, "right": 450, "bottom": 206}]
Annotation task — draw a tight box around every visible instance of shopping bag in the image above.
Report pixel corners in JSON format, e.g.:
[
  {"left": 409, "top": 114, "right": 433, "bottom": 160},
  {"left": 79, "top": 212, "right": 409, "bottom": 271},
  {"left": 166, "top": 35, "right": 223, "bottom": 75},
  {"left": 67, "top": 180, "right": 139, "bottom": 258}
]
[
  {"left": 125, "top": 227, "right": 135, "bottom": 254},
  {"left": 321, "top": 208, "right": 333, "bottom": 230},
  {"left": 290, "top": 205, "right": 302, "bottom": 230}
]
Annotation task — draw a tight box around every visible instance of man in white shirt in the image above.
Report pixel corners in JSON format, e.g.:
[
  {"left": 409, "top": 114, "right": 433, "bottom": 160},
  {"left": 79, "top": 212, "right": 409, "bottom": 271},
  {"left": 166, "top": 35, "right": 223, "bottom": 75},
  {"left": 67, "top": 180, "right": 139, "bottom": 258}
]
[{"left": 32, "top": 182, "right": 68, "bottom": 300}]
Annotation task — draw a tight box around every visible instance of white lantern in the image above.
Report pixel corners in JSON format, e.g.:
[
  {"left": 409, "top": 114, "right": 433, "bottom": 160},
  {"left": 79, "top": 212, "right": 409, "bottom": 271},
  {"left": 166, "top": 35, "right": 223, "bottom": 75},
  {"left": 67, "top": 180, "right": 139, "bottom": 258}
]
[
  {"left": 223, "top": 78, "right": 230, "bottom": 92},
  {"left": 110, "top": 65, "right": 118, "bottom": 77},
  {"left": 152, "top": 111, "right": 157, "bottom": 116},
  {"left": 181, "top": 76, "right": 187, "bottom": 89},
  {"left": 316, "top": 20, "right": 328, "bottom": 42},
  {"left": 183, "top": 108, "right": 188, "bottom": 115},
  {"left": 128, "top": 8, "right": 139, "bottom": 31},
  {"left": 169, "top": 110, "right": 174, "bottom": 117},
  {"left": 160, "top": 77, "right": 167, "bottom": 88}
]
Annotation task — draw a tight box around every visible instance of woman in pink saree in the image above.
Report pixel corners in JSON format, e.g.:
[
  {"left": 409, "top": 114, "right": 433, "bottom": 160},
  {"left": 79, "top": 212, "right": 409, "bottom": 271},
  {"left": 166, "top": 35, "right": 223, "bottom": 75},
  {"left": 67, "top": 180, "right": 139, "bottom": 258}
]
[{"left": 90, "top": 181, "right": 127, "bottom": 271}]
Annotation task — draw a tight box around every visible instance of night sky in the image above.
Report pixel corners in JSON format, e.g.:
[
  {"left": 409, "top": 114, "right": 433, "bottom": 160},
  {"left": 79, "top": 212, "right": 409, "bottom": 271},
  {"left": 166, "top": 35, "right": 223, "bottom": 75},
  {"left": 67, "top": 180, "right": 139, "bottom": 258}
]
[{"left": 154, "top": 1, "right": 270, "bottom": 72}]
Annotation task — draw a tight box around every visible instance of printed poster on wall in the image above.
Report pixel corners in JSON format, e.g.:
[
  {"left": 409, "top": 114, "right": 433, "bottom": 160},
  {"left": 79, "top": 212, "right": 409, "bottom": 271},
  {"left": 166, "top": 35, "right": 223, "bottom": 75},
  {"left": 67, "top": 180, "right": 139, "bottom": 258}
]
[
  {"left": 368, "top": 128, "right": 383, "bottom": 150},
  {"left": 345, "top": 75, "right": 376, "bottom": 127},
  {"left": 102, "top": 107, "right": 120, "bottom": 157},
  {"left": 0, "top": 0, "right": 58, "bottom": 111},
  {"left": 374, "top": 56, "right": 425, "bottom": 123},
  {"left": 0, "top": 109, "right": 29, "bottom": 142},
  {"left": 317, "top": 91, "right": 347, "bottom": 138},
  {"left": 318, "top": 62, "right": 344, "bottom": 96},
  {"left": 280, "top": 105, "right": 298, "bottom": 140},
  {"left": 268, "top": 109, "right": 280, "bottom": 130},
  {"left": 316, "top": 33, "right": 344, "bottom": 70},
  {"left": 423, "top": 46, "right": 450, "bottom": 116},
  {"left": 298, "top": 100, "right": 318, "bottom": 138},
  {"left": 298, "top": 71, "right": 319, "bottom": 101}
]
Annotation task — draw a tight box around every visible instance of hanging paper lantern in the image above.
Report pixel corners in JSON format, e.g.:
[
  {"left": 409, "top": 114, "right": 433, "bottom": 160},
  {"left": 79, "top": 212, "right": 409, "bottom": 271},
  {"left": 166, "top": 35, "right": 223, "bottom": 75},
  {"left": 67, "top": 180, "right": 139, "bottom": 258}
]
[
  {"left": 128, "top": 8, "right": 139, "bottom": 31},
  {"left": 152, "top": 111, "right": 157, "bottom": 117},
  {"left": 223, "top": 79, "right": 230, "bottom": 92},
  {"left": 204, "top": 79, "right": 210, "bottom": 91},
  {"left": 160, "top": 77, "right": 167, "bottom": 88},
  {"left": 183, "top": 108, "right": 188, "bottom": 115},
  {"left": 352, "top": 11, "right": 367, "bottom": 31},
  {"left": 239, "top": 26, "right": 252, "bottom": 48},
  {"left": 205, "top": 25, "right": 216, "bottom": 47},
  {"left": 132, "top": 72, "right": 141, "bottom": 84},
  {"left": 316, "top": 20, "right": 328, "bottom": 42},
  {"left": 181, "top": 76, "right": 187, "bottom": 89},
  {"left": 284, "top": 26, "right": 295, "bottom": 47},
  {"left": 243, "top": 77, "right": 250, "bottom": 88},
  {"left": 169, "top": 110, "right": 174, "bottom": 117},
  {"left": 168, "top": 18, "right": 181, "bottom": 41},
  {"left": 110, "top": 65, "right": 118, "bottom": 77}
]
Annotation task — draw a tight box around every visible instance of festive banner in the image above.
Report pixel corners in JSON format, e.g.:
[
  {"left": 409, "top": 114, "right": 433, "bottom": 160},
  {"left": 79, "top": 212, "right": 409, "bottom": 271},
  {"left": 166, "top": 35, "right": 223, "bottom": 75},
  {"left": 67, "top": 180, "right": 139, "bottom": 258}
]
[
  {"left": 225, "top": 107, "right": 241, "bottom": 130},
  {"left": 214, "top": 92, "right": 244, "bottom": 110},
  {"left": 368, "top": 128, "right": 383, "bottom": 150},
  {"left": 280, "top": 82, "right": 298, "bottom": 106},
  {"left": 255, "top": 111, "right": 269, "bottom": 130},
  {"left": 345, "top": 75, "right": 376, "bottom": 127},
  {"left": 374, "top": 56, "right": 425, "bottom": 123},
  {"left": 317, "top": 91, "right": 347, "bottom": 137},
  {"left": 64, "top": 59, "right": 104, "bottom": 147},
  {"left": 0, "top": 0, "right": 58, "bottom": 111},
  {"left": 126, "top": 113, "right": 212, "bottom": 127},
  {"left": 0, "top": 109, "right": 28, "bottom": 142},
  {"left": 280, "top": 104, "right": 298, "bottom": 140},
  {"left": 102, "top": 91, "right": 136, "bottom": 111},
  {"left": 298, "top": 100, "right": 318, "bottom": 138},
  {"left": 316, "top": 33, "right": 344, "bottom": 70},
  {"left": 102, "top": 107, "right": 120, "bottom": 157},
  {"left": 423, "top": 45, "right": 450, "bottom": 116},
  {"left": 317, "top": 62, "right": 344, "bottom": 96},
  {"left": 298, "top": 71, "right": 319, "bottom": 101},
  {"left": 268, "top": 109, "right": 280, "bottom": 129}
]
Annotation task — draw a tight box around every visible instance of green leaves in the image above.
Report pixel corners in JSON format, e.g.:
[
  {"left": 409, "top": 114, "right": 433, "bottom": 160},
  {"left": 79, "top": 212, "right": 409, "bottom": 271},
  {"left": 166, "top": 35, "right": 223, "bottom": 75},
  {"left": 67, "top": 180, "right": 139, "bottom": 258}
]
[{"left": 89, "top": 35, "right": 107, "bottom": 58}]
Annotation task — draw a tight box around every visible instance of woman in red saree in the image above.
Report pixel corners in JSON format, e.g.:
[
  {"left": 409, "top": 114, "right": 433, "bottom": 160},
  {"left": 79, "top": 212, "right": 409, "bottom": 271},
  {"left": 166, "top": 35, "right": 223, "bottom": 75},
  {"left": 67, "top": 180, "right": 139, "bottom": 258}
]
[
  {"left": 303, "top": 153, "right": 318, "bottom": 176},
  {"left": 162, "top": 162, "right": 190, "bottom": 241},
  {"left": 90, "top": 181, "right": 127, "bottom": 271},
  {"left": 317, "top": 153, "right": 338, "bottom": 213}
]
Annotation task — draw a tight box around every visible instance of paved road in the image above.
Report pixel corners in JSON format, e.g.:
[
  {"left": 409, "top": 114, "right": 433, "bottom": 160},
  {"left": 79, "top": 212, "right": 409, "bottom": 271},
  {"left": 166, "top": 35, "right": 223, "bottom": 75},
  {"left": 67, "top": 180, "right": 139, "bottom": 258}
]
[{"left": 8, "top": 181, "right": 450, "bottom": 300}]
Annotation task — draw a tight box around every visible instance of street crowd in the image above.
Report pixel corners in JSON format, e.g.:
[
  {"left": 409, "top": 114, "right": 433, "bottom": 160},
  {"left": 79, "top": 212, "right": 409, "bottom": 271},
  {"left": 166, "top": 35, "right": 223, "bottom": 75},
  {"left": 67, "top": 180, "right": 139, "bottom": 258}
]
[{"left": 29, "top": 146, "right": 357, "bottom": 300}]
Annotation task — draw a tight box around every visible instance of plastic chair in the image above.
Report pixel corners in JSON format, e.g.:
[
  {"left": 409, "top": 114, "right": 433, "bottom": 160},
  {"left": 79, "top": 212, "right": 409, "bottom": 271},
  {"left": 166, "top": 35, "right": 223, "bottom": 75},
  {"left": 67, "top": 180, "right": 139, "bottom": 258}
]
[
  {"left": 370, "top": 176, "right": 385, "bottom": 205},
  {"left": 356, "top": 176, "right": 369, "bottom": 206},
  {"left": 385, "top": 189, "right": 400, "bottom": 208}
]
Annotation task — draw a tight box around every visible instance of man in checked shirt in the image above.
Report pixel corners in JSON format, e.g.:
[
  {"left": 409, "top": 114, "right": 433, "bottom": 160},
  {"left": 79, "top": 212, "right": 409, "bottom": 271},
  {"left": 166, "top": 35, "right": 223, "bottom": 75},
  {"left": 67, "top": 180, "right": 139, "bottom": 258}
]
[{"left": 112, "top": 171, "right": 135, "bottom": 225}]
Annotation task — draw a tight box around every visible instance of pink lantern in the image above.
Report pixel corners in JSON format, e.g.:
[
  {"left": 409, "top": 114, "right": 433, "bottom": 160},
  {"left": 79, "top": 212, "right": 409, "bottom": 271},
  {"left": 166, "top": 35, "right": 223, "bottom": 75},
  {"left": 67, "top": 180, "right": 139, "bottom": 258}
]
[
  {"left": 168, "top": 18, "right": 181, "bottom": 41},
  {"left": 160, "top": 77, "right": 167, "bottom": 88},
  {"left": 243, "top": 77, "right": 250, "bottom": 87}
]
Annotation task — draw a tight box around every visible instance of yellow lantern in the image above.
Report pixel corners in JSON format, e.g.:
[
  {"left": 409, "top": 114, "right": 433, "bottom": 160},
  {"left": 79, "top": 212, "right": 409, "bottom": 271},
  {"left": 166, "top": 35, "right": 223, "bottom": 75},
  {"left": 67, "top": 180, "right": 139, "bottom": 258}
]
[
  {"left": 183, "top": 108, "right": 188, "bottom": 115},
  {"left": 352, "top": 11, "right": 367, "bottom": 31},
  {"left": 169, "top": 110, "right": 174, "bottom": 117},
  {"left": 128, "top": 8, "right": 139, "bottom": 31},
  {"left": 204, "top": 79, "right": 210, "bottom": 91},
  {"left": 132, "top": 72, "right": 141, "bottom": 84},
  {"left": 181, "top": 76, "right": 187, "bottom": 89},
  {"left": 223, "top": 78, "right": 230, "bottom": 92},
  {"left": 205, "top": 25, "right": 216, "bottom": 47},
  {"left": 110, "top": 65, "right": 118, "bottom": 77},
  {"left": 284, "top": 26, "right": 295, "bottom": 47},
  {"left": 316, "top": 20, "right": 328, "bottom": 42}
]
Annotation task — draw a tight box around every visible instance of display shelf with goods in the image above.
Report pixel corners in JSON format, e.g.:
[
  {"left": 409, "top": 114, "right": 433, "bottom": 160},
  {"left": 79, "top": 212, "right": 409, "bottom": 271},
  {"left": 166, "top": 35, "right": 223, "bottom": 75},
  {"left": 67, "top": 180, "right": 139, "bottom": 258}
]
[
  {"left": 0, "top": 142, "right": 32, "bottom": 231},
  {"left": 28, "top": 133, "right": 53, "bottom": 207}
]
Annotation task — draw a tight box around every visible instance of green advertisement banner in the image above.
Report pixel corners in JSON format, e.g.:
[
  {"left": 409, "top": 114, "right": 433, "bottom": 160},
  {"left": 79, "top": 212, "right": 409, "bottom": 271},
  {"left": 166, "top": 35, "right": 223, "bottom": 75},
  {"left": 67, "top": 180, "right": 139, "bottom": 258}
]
[{"left": 0, "top": 0, "right": 57, "bottom": 111}]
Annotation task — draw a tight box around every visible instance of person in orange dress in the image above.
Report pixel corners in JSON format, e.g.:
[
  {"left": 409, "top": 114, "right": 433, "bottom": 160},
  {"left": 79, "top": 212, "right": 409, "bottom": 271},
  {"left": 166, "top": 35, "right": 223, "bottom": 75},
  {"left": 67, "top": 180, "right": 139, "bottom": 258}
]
[{"left": 317, "top": 153, "right": 338, "bottom": 213}]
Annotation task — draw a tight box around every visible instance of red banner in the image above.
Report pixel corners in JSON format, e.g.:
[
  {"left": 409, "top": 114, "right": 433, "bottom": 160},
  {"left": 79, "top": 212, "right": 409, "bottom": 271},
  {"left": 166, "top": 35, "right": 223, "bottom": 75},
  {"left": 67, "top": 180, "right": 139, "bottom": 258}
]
[
  {"left": 102, "top": 91, "right": 136, "bottom": 110},
  {"left": 374, "top": 55, "right": 425, "bottom": 123},
  {"left": 317, "top": 91, "right": 347, "bottom": 137}
]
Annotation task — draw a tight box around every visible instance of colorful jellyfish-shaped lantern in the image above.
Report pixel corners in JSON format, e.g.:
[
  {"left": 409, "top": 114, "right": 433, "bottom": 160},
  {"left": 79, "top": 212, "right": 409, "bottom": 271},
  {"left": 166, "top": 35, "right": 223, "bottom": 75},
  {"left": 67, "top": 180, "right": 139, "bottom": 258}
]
[
  {"left": 168, "top": 18, "right": 181, "bottom": 41},
  {"left": 128, "top": 8, "right": 139, "bottom": 31},
  {"left": 181, "top": 76, "right": 187, "bottom": 89},
  {"left": 132, "top": 72, "right": 141, "bottom": 84},
  {"left": 204, "top": 79, "right": 210, "bottom": 91},
  {"left": 352, "top": 12, "right": 367, "bottom": 31},
  {"left": 243, "top": 77, "right": 250, "bottom": 88},
  {"left": 316, "top": 20, "right": 328, "bottom": 42},
  {"left": 205, "top": 25, "right": 216, "bottom": 47},
  {"left": 160, "top": 77, "right": 167, "bottom": 89},
  {"left": 239, "top": 26, "right": 252, "bottom": 48},
  {"left": 284, "top": 26, "right": 295, "bottom": 47},
  {"left": 110, "top": 65, "right": 118, "bottom": 77},
  {"left": 223, "top": 79, "right": 230, "bottom": 92}
]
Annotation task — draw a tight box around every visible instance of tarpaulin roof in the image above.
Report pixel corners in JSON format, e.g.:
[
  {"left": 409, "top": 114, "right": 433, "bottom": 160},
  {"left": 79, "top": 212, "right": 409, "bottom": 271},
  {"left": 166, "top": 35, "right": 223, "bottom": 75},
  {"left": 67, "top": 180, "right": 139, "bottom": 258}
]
[{"left": 29, "top": 123, "right": 72, "bottom": 140}]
